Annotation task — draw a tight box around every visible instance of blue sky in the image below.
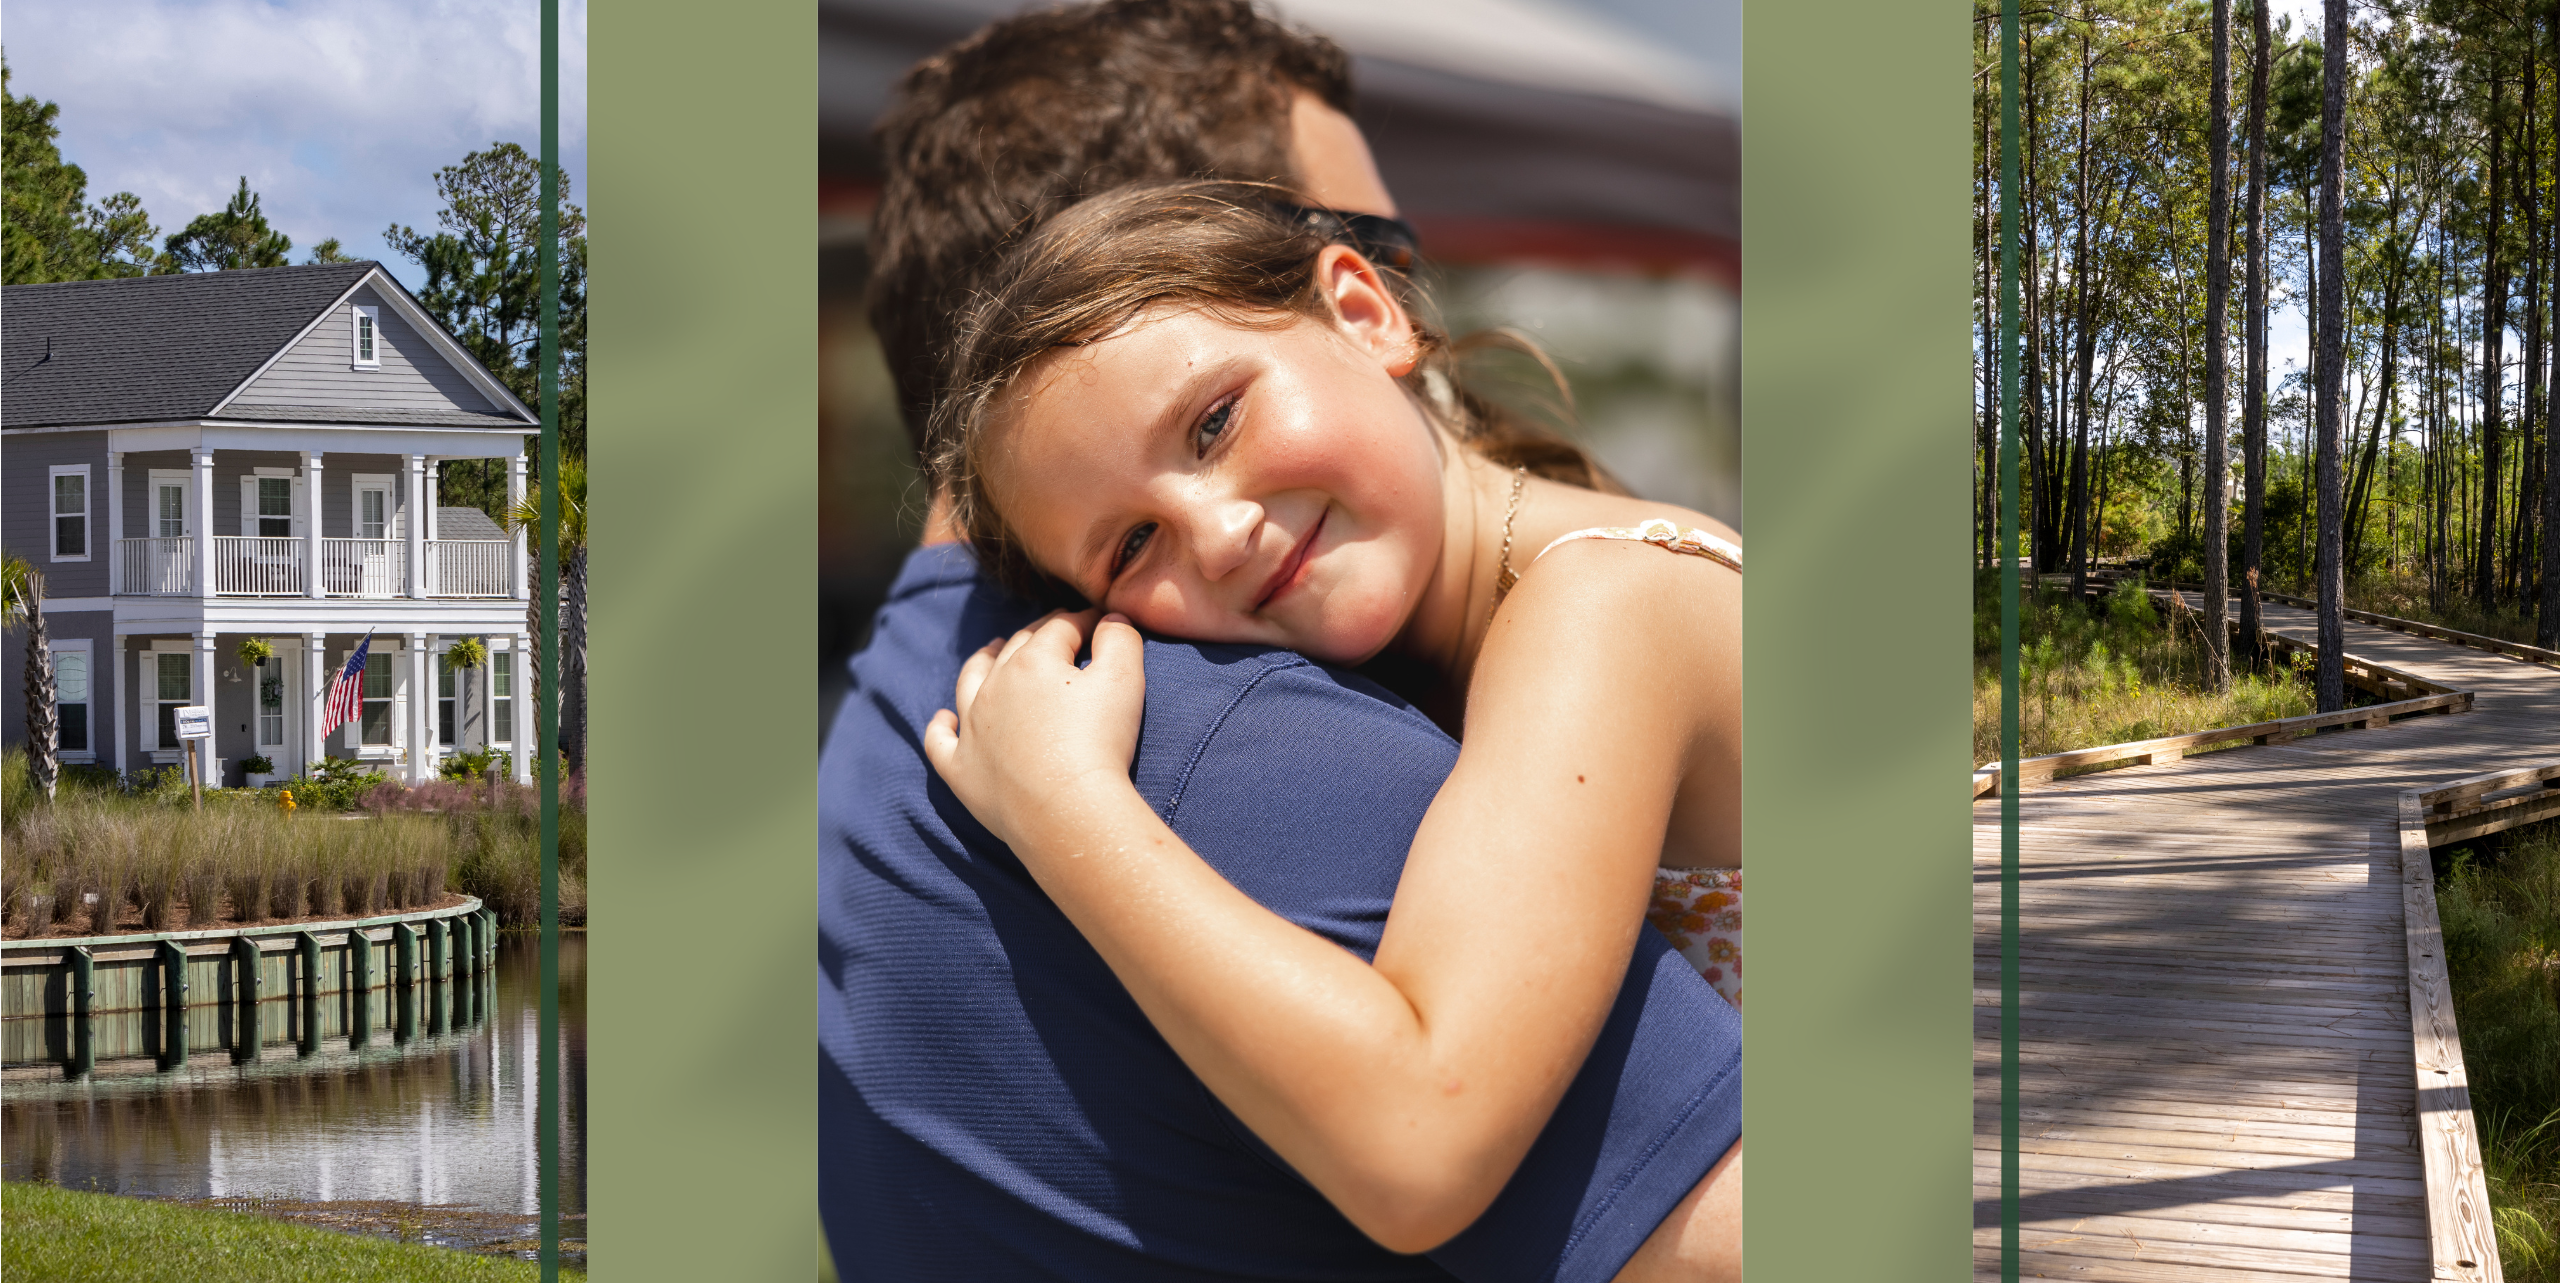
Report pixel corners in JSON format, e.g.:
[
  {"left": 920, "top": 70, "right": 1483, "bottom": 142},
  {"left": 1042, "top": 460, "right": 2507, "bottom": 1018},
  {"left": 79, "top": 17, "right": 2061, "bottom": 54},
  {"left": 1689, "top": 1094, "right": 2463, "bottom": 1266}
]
[{"left": 8, "top": 0, "right": 589, "bottom": 293}]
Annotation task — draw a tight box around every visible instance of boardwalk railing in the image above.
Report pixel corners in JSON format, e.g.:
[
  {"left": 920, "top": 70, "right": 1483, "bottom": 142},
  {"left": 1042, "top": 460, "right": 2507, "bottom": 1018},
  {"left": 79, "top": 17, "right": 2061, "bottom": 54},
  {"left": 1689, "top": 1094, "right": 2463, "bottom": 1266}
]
[
  {"left": 2392, "top": 761, "right": 2560, "bottom": 1283},
  {"left": 1972, "top": 586, "right": 2474, "bottom": 800},
  {"left": 2258, "top": 590, "right": 2560, "bottom": 668}
]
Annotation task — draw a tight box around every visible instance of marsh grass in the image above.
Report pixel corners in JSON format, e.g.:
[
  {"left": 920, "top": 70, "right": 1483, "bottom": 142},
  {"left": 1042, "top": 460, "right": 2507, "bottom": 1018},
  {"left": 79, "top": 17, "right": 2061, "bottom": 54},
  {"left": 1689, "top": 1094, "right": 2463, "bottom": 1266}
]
[
  {"left": 2439, "top": 820, "right": 2560, "bottom": 1281},
  {"left": 1973, "top": 575, "right": 2319, "bottom": 766},
  {"left": 2, "top": 752, "right": 581, "bottom": 933}
]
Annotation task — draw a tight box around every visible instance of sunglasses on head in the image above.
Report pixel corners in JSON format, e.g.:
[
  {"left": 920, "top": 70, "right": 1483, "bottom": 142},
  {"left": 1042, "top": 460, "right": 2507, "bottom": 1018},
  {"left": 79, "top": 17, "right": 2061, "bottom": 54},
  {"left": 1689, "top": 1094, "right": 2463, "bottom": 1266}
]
[{"left": 1267, "top": 202, "right": 1420, "bottom": 272}]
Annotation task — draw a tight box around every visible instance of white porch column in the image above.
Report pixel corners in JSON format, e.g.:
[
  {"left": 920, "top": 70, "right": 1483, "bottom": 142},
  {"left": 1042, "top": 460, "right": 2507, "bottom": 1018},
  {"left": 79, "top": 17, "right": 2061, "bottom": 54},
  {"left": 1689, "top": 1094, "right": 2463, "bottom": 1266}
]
[
  {"left": 425, "top": 462, "right": 440, "bottom": 540},
  {"left": 513, "top": 631, "right": 535, "bottom": 784},
  {"left": 403, "top": 454, "right": 427, "bottom": 598},
  {"left": 306, "top": 632, "right": 329, "bottom": 772},
  {"left": 193, "top": 631, "right": 218, "bottom": 786},
  {"left": 507, "top": 454, "right": 529, "bottom": 602},
  {"left": 405, "top": 632, "right": 431, "bottom": 784},
  {"left": 191, "top": 449, "right": 216, "bottom": 597},
  {"left": 106, "top": 452, "right": 125, "bottom": 594},
  {"left": 111, "top": 632, "right": 129, "bottom": 777},
  {"left": 303, "top": 451, "right": 326, "bottom": 599}
]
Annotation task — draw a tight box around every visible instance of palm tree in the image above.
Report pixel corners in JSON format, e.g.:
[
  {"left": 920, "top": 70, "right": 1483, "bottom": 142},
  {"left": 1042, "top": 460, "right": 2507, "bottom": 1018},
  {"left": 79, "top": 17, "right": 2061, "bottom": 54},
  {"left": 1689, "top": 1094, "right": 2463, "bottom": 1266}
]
[
  {"left": 4, "top": 552, "right": 58, "bottom": 801},
  {"left": 501, "top": 455, "right": 586, "bottom": 776}
]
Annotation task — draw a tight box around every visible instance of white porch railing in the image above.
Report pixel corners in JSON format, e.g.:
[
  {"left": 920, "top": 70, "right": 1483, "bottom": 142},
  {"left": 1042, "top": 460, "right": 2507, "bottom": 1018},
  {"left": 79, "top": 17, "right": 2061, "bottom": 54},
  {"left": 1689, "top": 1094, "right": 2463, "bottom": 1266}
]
[
  {"left": 320, "top": 538, "right": 407, "bottom": 598},
  {"left": 114, "top": 535, "right": 515, "bottom": 598},
  {"left": 426, "top": 541, "right": 512, "bottom": 597},
  {"left": 115, "top": 538, "right": 194, "bottom": 596},
  {"left": 211, "top": 536, "right": 305, "bottom": 596}
]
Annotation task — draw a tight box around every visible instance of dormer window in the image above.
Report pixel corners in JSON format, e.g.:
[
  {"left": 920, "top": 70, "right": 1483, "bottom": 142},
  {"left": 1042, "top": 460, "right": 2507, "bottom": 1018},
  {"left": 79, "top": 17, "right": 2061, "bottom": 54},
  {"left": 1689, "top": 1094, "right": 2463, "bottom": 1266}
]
[{"left": 352, "top": 304, "right": 380, "bottom": 368}]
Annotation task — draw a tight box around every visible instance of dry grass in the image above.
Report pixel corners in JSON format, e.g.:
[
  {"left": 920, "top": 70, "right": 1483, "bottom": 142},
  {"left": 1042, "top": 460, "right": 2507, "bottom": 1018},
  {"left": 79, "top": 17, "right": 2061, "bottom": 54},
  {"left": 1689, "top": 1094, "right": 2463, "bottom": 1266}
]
[{"left": 2, "top": 753, "right": 575, "bottom": 932}]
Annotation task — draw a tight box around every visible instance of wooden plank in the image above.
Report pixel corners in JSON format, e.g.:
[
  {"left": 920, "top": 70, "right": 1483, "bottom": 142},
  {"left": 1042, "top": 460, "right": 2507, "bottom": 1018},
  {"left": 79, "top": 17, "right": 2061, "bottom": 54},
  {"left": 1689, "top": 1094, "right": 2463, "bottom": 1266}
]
[{"left": 2394, "top": 791, "right": 2503, "bottom": 1283}]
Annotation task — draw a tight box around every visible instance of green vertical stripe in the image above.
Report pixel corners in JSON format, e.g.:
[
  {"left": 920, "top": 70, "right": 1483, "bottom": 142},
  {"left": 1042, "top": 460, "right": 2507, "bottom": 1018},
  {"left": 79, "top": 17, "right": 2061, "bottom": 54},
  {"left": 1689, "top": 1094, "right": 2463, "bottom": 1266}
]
[
  {"left": 1998, "top": 1, "right": 2024, "bottom": 1279},
  {"left": 537, "top": 1, "right": 561, "bottom": 1279}
]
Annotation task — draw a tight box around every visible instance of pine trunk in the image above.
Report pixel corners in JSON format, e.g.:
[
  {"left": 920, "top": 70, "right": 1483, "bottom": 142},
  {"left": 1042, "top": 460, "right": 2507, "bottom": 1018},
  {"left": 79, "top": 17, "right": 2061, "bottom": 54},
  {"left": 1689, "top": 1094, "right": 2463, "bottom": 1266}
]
[
  {"left": 2241, "top": 0, "right": 2271, "bottom": 663},
  {"left": 2202, "top": 0, "right": 2233, "bottom": 690},
  {"left": 2315, "top": 0, "right": 2349, "bottom": 713}
]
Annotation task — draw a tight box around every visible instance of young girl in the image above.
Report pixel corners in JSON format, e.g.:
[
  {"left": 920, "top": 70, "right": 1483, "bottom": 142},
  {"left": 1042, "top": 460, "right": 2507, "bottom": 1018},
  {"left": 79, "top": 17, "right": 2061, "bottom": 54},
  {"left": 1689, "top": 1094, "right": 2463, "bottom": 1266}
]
[{"left": 919, "top": 182, "right": 1741, "bottom": 1259}]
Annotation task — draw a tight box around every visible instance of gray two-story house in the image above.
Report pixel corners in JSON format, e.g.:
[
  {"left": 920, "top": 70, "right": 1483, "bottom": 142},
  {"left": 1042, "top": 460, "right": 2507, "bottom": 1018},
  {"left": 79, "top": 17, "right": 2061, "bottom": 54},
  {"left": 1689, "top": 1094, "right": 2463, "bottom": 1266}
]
[{"left": 4, "top": 262, "right": 537, "bottom": 787}]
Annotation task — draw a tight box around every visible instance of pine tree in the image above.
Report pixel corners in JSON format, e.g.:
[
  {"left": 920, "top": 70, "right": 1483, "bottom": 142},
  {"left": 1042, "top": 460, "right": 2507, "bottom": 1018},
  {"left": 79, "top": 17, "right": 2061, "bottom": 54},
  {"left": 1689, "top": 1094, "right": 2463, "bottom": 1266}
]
[
  {"left": 157, "top": 177, "right": 293, "bottom": 272},
  {"left": 2, "top": 60, "right": 159, "bottom": 283}
]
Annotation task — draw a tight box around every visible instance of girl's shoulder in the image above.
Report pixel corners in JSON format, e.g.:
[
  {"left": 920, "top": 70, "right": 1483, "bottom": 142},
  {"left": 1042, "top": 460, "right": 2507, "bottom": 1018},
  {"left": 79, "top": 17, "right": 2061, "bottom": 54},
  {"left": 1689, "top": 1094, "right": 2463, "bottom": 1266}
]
[
  {"left": 1517, "top": 488, "right": 1739, "bottom": 582},
  {"left": 1490, "top": 489, "right": 1739, "bottom": 660}
]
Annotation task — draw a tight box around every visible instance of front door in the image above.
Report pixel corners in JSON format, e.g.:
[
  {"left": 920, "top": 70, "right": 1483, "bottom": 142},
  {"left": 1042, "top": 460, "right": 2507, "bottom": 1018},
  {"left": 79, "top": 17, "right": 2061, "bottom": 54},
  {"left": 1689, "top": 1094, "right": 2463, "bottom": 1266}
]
[{"left": 253, "top": 648, "right": 300, "bottom": 778}]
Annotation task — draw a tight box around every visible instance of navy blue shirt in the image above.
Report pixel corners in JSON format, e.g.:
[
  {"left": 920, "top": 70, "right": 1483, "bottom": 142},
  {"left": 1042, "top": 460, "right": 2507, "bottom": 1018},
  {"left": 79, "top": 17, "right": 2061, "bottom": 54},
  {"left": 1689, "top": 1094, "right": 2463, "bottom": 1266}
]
[{"left": 820, "top": 544, "right": 1739, "bottom": 1281}]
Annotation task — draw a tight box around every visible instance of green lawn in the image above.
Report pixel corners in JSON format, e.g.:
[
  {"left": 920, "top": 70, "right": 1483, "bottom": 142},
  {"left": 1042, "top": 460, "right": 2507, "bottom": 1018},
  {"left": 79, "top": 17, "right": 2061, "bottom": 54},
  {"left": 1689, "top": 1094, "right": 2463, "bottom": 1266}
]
[{"left": 1, "top": 1182, "right": 582, "bottom": 1282}]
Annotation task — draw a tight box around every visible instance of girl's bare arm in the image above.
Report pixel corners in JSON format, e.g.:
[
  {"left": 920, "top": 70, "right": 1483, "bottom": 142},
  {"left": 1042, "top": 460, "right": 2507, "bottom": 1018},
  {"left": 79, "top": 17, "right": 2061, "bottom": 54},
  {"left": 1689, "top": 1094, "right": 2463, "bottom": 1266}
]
[{"left": 924, "top": 548, "right": 1737, "bottom": 1253}]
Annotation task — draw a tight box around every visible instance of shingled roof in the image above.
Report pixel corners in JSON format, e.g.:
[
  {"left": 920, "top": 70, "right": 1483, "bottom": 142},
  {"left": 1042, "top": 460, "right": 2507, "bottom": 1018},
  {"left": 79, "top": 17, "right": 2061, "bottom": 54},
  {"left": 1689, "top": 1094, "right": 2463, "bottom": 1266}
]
[{"left": 0, "top": 263, "right": 533, "bottom": 431}]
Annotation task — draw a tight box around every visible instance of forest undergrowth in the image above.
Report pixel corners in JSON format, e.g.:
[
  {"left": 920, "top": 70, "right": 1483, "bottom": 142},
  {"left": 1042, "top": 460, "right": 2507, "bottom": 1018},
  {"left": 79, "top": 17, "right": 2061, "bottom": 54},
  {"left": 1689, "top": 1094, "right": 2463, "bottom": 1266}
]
[
  {"left": 2438, "top": 819, "right": 2560, "bottom": 1281},
  {"left": 1973, "top": 574, "right": 2317, "bottom": 767}
]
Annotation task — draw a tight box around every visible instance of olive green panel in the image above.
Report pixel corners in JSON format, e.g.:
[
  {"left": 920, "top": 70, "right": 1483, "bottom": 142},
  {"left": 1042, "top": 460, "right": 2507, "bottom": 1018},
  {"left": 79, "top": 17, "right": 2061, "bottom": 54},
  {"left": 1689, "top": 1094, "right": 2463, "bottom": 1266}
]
[
  {"left": 586, "top": 2, "right": 818, "bottom": 1281},
  {"left": 1741, "top": 1, "right": 1976, "bottom": 1280}
]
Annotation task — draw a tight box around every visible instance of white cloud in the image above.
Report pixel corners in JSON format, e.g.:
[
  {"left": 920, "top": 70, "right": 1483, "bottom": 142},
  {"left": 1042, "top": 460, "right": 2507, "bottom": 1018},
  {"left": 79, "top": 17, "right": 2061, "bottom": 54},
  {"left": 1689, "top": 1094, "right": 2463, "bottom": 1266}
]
[{"left": 8, "top": 0, "right": 588, "bottom": 289}]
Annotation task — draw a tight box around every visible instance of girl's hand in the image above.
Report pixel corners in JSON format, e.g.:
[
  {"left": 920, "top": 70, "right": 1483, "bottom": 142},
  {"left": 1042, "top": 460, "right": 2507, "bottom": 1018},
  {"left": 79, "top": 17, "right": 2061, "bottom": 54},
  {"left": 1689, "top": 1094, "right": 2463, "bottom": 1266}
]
[{"left": 923, "top": 610, "right": 1148, "bottom": 853}]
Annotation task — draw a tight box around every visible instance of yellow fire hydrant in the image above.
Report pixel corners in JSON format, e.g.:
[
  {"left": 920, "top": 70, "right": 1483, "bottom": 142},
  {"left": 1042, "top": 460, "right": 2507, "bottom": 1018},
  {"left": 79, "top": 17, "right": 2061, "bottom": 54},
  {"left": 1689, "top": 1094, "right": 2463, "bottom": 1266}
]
[{"left": 279, "top": 788, "right": 297, "bottom": 814}]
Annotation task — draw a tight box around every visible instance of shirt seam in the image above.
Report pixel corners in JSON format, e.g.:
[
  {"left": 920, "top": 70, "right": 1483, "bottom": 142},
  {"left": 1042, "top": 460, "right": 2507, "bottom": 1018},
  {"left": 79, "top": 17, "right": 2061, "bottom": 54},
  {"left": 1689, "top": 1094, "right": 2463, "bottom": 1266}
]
[
  {"left": 1157, "top": 653, "right": 1311, "bottom": 823},
  {"left": 1554, "top": 1044, "right": 1738, "bottom": 1271}
]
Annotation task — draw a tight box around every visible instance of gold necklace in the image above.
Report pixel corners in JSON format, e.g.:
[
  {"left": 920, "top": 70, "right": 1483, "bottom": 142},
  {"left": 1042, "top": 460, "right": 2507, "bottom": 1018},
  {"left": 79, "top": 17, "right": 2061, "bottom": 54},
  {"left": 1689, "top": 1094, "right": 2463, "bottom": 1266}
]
[{"left": 1488, "top": 465, "right": 1526, "bottom": 625}]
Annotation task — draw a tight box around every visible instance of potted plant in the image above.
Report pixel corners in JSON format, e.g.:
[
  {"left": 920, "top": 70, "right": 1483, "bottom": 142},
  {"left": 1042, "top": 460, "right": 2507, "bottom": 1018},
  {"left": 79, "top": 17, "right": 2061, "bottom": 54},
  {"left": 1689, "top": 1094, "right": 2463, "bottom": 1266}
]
[
  {"left": 237, "top": 637, "right": 274, "bottom": 667},
  {"left": 242, "top": 754, "right": 276, "bottom": 789}
]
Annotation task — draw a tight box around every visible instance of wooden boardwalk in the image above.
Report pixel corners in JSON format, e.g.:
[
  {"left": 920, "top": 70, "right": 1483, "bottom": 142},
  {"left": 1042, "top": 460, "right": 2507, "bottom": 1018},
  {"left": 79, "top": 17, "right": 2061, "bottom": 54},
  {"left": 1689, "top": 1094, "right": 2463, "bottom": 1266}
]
[{"left": 1974, "top": 597, "right": 2560, "bottom": 1281}]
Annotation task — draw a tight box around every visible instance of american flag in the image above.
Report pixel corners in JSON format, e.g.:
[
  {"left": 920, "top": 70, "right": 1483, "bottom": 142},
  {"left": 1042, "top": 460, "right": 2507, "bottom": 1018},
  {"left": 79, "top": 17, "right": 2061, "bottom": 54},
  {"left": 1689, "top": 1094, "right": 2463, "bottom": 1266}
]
[{"left": 322, "top": 630, "right": 375, "bottom": 738}]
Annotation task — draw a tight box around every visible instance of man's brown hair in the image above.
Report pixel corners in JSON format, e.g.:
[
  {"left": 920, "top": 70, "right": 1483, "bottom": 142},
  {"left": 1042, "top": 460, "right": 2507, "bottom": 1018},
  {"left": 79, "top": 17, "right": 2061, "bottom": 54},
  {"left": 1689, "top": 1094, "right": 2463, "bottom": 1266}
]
[
  {"left": 868, "top": 0, "right": 1353, "bottom": 452},
  {"left": 927, "top": 181, "right": 1620, "bottom": 601}
]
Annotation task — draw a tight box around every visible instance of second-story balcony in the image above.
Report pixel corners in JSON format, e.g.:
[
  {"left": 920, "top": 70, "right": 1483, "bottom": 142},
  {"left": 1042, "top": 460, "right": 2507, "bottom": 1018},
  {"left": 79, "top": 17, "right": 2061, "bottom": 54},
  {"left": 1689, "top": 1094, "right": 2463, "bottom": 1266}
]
[{"left": 115, "top": 537, "right": 517, "bottom": 600}]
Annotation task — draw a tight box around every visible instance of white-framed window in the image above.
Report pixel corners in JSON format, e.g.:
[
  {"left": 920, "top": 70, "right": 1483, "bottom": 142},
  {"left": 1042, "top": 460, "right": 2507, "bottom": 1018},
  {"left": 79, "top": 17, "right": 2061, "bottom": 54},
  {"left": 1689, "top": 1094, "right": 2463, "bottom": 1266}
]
[
  {"left": 239, "top": 469, "right": 299, "bottom": 539},
  {"left": 360, "top": 652, "right": 393, "bottom": 745},
  {"left": 155, "top": 651, "right": 192, "bottom": 750},
  {"left": 437, "top": 651, "right": 458, "bottom": 747},
  {"left": 490, "top": 650, "right": 514, "bottom": 746},
  {"left": 352, "top": 304, "right": 380, "bottom": 368},
  {"left": 149, "top": 470, "right": 190, "bottom": 539},
  {"left": 49, "top": 464, "right": 90, "bottom": 561},
  {"left": 351, "top": 474, "right": 394, "bottom": 541},
  {"left": 338, "top": 639, "right": 404, "bottom": 753},
  {"left": 254, "top": 649, "right": 287, "bottom": 749},
  {"left": 51, "top": 640, "right": 92, "bottom": 760}
]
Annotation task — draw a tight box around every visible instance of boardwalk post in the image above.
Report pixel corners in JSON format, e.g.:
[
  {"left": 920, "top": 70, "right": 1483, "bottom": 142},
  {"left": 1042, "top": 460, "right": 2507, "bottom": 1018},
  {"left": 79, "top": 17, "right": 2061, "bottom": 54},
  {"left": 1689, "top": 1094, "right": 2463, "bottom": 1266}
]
[
  {"left": 393, "top": 922, "right": 419, "bottom": 1043},
  {"left": 297, "top": 932, "right": 322, "bottom": 1058},
  {"left": 158, "top": 940, "right": 189, "bottom": 1070},
  {"left": 67, "top": 946, "right": 94, "bottom": 1081},
  {"left": 349, "top": 927, "right": 372, "bottom": 1050},
  {"left": 231, "top": 936, "right": 263, "bottom": 1064}
]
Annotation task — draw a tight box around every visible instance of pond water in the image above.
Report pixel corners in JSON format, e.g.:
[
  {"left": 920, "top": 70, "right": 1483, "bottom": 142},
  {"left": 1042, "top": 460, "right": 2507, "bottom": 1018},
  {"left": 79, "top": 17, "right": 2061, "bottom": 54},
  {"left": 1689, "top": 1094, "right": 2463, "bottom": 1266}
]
[{"left": 1, "top": 932, "right": 585, "bottom": 1262}]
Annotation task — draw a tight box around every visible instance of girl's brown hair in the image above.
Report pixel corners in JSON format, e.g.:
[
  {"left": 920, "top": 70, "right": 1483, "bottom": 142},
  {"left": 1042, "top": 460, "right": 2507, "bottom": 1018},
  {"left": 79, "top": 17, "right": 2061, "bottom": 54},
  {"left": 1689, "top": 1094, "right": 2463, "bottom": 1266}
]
[{"left": 925, "top": 179, "right": 1620, "bottom": 600}]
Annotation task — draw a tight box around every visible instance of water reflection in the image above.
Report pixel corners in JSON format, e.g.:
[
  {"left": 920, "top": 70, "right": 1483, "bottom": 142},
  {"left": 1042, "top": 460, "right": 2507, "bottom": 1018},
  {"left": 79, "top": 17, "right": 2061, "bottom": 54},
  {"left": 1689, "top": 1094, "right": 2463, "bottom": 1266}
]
[{"left": 2, "top": 933, "right": 584, "bottom": 1259}]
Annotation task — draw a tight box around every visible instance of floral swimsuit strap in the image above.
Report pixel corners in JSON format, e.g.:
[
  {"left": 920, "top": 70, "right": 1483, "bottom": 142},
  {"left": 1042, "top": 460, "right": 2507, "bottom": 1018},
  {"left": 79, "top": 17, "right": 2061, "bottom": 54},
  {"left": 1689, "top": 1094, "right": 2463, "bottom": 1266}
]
[{"left": 1534, "top": 518, "right": 1742, "bottom": 575}]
